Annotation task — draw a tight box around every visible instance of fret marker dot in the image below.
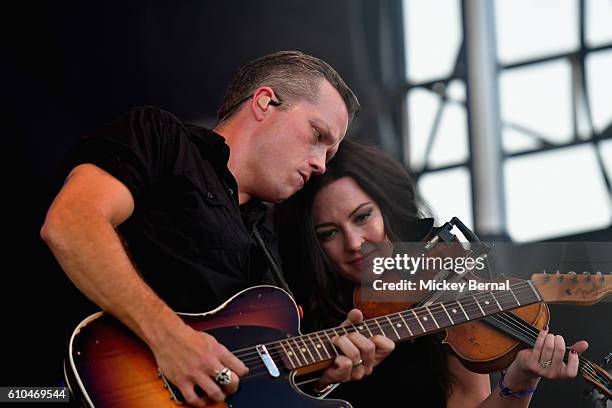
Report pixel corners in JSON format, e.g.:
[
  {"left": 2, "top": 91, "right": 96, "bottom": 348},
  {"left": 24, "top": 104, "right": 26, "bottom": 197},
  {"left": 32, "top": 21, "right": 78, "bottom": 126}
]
[
  {"left": 396, "top": 323, "right": 402, "bottom": 328},
  {"left": 485, "top": 301, "right": 490, "bottom": 305},
  {"left": 316, "top": 344, "right": 321, "bottom": 348},
  {"left": 288, "top": 351, "right": 293, "bottom": 356},
  {"left": 301, "top": 348, "right": 306, "bottom": 352},
  {"left": 423, "top": 316, "right": 428, "bottom": 321},
  {"left": 452, "top": 309, "right": 457, "bottom": 313},
  {"left": 358, "top": 326, "right": 364, "bottom": 330}
]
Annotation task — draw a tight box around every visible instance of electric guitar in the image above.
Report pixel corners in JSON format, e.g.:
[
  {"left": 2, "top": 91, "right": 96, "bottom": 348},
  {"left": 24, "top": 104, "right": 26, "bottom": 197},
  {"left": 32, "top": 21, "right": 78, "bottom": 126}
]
[{"left": 65, "top": 274, "right": 611, "bottom": 407}]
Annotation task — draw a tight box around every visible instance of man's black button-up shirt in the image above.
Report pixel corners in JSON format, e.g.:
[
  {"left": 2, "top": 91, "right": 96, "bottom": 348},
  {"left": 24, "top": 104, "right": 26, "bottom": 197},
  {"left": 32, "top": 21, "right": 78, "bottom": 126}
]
[{"left": 68, "top": 107, "right": 282, "bottom": 312}]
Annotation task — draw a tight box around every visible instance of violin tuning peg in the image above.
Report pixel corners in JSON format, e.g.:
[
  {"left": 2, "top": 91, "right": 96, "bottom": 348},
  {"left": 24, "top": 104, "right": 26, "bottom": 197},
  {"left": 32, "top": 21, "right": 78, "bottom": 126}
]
[{"left": 568, "top": 271, "right": 578, "bottom": 281}]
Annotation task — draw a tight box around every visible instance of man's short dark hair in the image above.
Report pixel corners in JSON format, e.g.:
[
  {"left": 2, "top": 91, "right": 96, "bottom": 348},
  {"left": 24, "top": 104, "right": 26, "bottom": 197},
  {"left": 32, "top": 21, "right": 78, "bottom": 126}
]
[{"left": 216, "top": 50, "right": 360, "bottom": 127}]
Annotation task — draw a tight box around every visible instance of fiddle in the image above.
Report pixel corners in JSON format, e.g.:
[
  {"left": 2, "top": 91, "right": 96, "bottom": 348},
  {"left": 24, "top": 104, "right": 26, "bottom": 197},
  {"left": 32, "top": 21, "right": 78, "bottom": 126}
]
[{"left": 353, "top": 218, "right": 612, "bottom": 397}]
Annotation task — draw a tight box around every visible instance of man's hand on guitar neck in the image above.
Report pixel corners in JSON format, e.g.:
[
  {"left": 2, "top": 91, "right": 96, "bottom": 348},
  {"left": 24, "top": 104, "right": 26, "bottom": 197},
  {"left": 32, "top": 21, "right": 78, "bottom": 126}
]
[
  {"left": 316, "top": 309, "right": 395, "bottom": 389},
  {"left": 148, "top": 317, "right": 249, "bottom": 407}
]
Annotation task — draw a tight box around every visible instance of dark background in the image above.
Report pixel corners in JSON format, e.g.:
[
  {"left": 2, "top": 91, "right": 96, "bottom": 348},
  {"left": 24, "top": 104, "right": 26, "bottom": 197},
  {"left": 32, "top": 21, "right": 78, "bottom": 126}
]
[{"left": 4, "top": 1, "right": 610, "bottom": 407}]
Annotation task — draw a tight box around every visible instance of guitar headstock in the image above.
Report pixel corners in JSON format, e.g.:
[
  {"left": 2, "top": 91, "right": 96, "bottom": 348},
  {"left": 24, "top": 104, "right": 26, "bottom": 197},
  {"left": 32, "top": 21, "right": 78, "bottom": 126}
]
[{"left": 531, "top": 271, "right": 611, "bottom": 305}]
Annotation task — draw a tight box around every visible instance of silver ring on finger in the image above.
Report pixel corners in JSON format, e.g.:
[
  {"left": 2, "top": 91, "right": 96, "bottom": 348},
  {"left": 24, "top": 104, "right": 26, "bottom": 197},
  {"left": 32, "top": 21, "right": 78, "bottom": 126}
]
[
  {"left": 539, "top": 360, "right": 552, "bottom": 368},
  {"left": 214, "top": 367, "right": 233, "bottom": 385},
  {"left": 352, "top": 359, "right": 363, "bottom": 367}
]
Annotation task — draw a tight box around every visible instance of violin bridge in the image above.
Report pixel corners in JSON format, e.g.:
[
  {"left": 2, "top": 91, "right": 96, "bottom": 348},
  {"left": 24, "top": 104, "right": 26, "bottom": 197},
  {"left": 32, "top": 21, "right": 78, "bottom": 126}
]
[{"left": 256, "top": 345, "right": 280, "bottom": 377}]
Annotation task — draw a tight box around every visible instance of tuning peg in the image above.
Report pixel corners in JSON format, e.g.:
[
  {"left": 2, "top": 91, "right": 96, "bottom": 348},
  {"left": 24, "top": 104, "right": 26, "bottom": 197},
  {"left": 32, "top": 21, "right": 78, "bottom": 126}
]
[
  {"left": 568, "top": 271, "right": 577, "bottom": 281},
  {"left": 582, "top": 271, "right": 592, "bottom": 281},
  {"left": 557, "top": 270, "right": 563, "bottom": 281},
  {"left": 596, "top": 271, "right": 604, "bottom": 282}
]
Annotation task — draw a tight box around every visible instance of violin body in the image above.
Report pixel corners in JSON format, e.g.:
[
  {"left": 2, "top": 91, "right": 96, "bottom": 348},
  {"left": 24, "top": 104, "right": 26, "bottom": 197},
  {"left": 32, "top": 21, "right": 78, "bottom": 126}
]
[
  {"left": 442, "top": 288, "right": 549, "bottom": 373},
  {"left": 355, "top": 273, "right": 549, "bottom": 373}
]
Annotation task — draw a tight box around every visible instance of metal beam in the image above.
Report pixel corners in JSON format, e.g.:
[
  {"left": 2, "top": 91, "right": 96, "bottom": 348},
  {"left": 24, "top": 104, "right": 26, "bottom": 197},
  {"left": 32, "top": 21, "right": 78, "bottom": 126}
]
[{"left": 464, "top": 0, "right": 506, "bottom": 237}]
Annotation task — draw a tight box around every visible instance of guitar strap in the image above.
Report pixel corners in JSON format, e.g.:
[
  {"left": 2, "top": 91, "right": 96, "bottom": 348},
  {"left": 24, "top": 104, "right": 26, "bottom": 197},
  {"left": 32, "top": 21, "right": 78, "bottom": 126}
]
[{"left": 252, "top": 224, "right": 294, "bottom": 298}]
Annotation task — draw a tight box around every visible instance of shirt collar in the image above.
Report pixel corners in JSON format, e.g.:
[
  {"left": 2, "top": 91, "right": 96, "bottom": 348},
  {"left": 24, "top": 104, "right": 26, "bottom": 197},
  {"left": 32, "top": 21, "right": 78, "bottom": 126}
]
[
  {"left": 185, "top": 124, "right": 270, "bottom": 213},
  {"left": 185, "top": 125, "right": 231, "bottom": 166}
]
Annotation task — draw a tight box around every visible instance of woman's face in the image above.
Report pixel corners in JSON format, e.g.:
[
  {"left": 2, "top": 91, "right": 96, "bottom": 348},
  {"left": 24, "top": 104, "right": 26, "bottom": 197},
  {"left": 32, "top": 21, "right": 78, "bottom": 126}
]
[{"left": 312, "top": 176, "right": 387, "bottom": 282}]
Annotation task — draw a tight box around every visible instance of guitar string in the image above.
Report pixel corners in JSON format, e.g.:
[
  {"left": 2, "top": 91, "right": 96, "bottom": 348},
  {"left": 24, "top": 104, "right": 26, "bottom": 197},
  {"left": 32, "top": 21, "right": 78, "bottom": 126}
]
[
  {"left": 239, "top": 315, "right": 605, "bottom": 388},
  {"left": 239, "top": 324, "right": 606, "bottom": 390},
  {"left": 229, "top": 285, "right": 608, "bottom": 387},
  {"left": 219, "top": 280, "right": 598, "bottom": 388},
  {"left": 231, "top": 282, "right": 537, "bottom": 362},
  {"left": 232, "top": 283, "right": 542, "bottom": 366},
  {"left": 230, "top": 282, "right": 538, "bottom": 363},
  {"left": 241, "top": 309, "right": 607, "bottom": 387}
]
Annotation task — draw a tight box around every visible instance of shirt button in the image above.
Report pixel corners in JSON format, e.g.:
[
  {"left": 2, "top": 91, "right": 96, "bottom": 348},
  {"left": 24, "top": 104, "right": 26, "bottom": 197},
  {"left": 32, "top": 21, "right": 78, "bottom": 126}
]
[
  {"left": 206, "top": 192, "right": 215, "bottom": 199},
  {"left": 228, "top": 188, "right": 234, "bottom": 195}
]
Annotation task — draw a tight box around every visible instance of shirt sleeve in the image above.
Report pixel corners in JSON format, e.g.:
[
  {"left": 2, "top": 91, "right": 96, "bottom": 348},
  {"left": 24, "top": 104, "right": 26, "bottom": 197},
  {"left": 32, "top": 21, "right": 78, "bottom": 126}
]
[{"left": 66, "top": 107, "right": 182, "bottom": 203}]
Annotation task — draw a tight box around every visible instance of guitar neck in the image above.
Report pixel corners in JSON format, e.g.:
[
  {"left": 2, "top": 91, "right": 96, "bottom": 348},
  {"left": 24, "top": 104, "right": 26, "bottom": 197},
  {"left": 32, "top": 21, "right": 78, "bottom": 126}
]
[{"left": 278, "top": 280, "right": 542, "bottom": 370}]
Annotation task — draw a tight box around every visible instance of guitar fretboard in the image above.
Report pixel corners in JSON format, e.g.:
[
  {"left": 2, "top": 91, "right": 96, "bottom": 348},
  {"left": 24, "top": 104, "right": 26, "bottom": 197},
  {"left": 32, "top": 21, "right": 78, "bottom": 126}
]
[{"left": 274, "top": 281, "right": 541, "bottom": 370}]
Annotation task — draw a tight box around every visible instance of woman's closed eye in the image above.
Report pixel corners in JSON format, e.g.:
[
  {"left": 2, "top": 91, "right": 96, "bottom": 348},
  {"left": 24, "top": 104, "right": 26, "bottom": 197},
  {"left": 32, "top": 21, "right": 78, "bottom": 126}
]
[
  {"left": 316, "top": 228, "right": 337, "bottom": 242},
  {"left": 354, "top": 208, "right": 373, "bottom": 224}
]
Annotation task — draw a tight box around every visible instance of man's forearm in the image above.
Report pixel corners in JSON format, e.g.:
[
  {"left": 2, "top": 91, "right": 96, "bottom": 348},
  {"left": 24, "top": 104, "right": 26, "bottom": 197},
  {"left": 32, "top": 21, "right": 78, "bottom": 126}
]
[{"left": 41, "top": 211, "right": 182, "bottom": 348}]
